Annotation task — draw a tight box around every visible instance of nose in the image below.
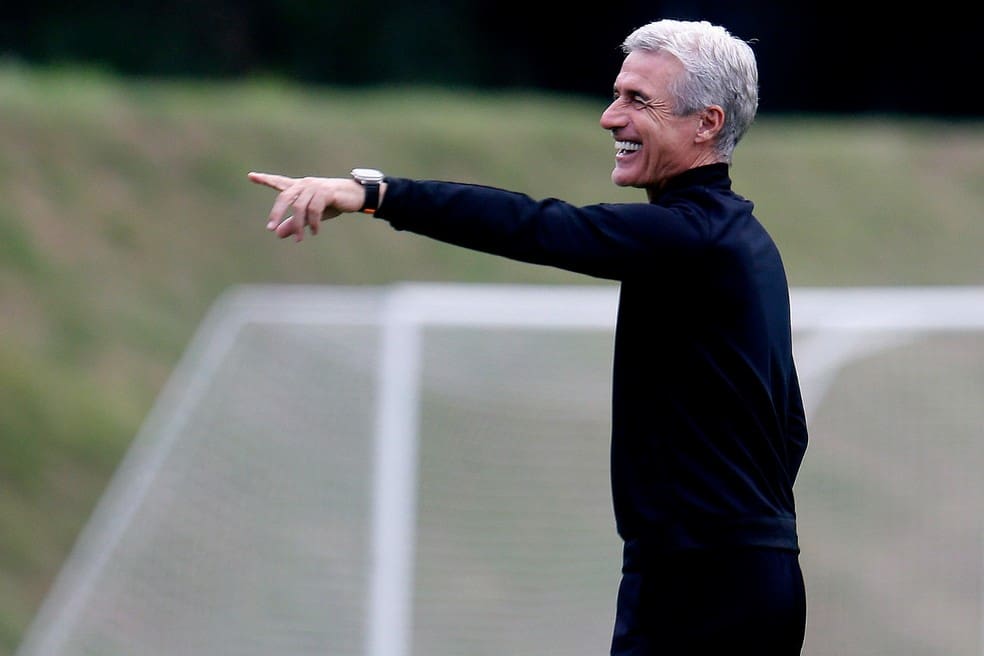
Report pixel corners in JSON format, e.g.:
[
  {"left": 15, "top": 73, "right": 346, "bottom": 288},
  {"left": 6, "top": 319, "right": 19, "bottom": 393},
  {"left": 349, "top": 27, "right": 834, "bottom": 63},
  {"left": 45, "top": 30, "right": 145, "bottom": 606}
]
[{"left": 599, "top": 100, "right": 624, "bottom": 131}]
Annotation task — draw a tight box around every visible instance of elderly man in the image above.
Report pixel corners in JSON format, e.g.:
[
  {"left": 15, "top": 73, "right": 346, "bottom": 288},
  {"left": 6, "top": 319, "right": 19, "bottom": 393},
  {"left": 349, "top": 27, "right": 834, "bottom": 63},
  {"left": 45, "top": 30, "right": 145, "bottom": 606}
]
[{"left": 250, "top": 18, "right": 808, "bottom": 655}]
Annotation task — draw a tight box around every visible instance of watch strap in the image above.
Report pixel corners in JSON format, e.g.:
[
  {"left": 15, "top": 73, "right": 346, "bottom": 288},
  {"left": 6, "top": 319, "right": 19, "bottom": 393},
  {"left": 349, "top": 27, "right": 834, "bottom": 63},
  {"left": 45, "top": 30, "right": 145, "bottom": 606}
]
[{"left": 359, "top": 181, "right": 380, "bottom": 214}]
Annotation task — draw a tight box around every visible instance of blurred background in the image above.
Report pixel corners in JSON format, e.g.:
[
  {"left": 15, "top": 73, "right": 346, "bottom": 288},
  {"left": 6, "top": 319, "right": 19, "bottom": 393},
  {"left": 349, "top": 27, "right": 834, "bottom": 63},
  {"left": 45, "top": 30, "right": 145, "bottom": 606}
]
[
  {"left": 1, "top": 2, "right": 982, "bottom": 655},
  {"left": 2, "top": 0, "right": 980, "bottom": 115}
]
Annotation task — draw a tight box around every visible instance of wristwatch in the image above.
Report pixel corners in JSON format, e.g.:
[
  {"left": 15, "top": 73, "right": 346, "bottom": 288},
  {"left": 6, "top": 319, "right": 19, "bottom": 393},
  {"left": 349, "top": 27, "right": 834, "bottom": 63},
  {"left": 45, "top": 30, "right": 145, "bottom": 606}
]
[{"left": 351, "top": 168, "right": 385, "bottom": 214}]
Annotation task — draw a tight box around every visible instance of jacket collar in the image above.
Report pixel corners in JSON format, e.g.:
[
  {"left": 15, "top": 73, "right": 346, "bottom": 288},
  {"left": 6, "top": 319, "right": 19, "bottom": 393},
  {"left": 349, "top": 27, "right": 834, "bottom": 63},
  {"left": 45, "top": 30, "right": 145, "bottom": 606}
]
[{"left": 651, "top": 162, "right": 731, "bottom": 201}]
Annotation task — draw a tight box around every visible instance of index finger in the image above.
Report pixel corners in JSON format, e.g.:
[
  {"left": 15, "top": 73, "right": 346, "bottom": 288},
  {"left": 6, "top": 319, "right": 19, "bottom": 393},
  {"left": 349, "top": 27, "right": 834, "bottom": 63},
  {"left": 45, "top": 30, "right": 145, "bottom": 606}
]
[{"left": 247, "top": 171, "right": 296, "bottom": 192}]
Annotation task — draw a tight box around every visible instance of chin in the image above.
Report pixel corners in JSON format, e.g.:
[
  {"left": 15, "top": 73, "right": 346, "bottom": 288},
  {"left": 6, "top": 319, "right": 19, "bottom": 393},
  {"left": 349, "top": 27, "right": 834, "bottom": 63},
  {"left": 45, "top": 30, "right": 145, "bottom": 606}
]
[
  {"left": 611, "top": 170, "right": 642, "bottom": 188},
  {"left": 611, "top": 165, "right": 631, "bottom": 186}
]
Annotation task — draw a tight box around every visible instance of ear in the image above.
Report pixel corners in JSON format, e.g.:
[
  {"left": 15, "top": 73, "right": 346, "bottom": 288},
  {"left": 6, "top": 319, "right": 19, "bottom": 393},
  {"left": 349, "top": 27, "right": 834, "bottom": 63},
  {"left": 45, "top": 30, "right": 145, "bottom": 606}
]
[{"left": 695, "top": 105, "right": 725, "bottom": 144}]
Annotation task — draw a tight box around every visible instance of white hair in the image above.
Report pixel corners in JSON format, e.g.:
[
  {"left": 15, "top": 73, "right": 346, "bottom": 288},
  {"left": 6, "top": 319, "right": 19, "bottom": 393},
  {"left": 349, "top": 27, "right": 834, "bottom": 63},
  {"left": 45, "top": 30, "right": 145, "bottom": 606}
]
[{"left": 622, "top": 19, "right": 759, "bottom": 161}]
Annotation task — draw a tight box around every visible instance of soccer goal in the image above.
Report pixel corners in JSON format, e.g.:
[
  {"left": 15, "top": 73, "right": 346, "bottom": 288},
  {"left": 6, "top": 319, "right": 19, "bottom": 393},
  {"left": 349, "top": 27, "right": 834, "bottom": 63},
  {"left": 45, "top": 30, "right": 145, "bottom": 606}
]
[{"left": 15, "top": 283, "right": 984, "bottom": 656}]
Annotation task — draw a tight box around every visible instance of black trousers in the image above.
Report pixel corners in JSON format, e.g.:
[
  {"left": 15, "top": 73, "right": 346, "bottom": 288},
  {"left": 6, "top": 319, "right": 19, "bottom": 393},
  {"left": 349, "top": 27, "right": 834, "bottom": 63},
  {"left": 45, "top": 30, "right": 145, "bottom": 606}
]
[{"left": 610, "top": 546, "right": 806, "bottom": 655}]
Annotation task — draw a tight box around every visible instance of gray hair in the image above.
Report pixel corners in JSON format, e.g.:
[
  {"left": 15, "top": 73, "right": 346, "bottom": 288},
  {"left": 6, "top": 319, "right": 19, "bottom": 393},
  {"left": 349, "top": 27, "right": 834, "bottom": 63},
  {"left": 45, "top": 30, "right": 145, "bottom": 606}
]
[{"left": 622, "top": 19, "right": 759, "bottom": 161}]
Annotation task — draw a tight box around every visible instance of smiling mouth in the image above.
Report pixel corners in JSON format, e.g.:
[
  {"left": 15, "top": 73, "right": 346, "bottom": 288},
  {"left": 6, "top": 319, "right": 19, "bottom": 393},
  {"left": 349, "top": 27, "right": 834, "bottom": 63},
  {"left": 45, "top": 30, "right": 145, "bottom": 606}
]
[{"left": 614, "top": 140, "right": 641, "bottom": 156}]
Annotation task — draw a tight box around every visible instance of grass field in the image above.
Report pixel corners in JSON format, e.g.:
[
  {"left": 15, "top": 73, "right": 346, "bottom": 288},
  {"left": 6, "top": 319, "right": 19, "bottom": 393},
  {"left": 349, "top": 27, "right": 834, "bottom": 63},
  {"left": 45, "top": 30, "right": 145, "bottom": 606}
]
[{"left": 0, "top": 63, "right": 982, "bottom": 654}]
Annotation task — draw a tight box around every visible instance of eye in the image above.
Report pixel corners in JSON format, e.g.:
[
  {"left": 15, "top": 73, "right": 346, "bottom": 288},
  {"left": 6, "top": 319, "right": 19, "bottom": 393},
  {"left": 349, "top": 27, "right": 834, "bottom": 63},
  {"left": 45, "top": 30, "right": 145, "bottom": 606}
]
[{"left": 611, "top": 90, "right": 652, "bottom": 111}]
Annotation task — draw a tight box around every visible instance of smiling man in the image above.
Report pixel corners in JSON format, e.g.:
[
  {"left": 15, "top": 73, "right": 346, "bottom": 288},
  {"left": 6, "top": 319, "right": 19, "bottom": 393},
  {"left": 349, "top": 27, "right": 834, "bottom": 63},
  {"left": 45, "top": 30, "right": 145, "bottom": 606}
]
[{"left": 250, "top": 18, "right": 808, "bottom": 656}]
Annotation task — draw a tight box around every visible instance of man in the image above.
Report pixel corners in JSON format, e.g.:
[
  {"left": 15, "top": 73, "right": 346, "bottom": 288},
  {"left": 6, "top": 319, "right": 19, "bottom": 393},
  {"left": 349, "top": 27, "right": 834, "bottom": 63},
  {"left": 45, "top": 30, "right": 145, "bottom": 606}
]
[{"left": 250, "top": 18, "right": 808, "bottom": 655}]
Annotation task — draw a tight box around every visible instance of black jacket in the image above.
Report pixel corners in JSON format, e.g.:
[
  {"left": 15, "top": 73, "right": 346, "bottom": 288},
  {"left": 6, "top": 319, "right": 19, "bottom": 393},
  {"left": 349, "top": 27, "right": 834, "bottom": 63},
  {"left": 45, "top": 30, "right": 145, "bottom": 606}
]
[{"left": 375, "top": 163, "right": 807, "bottom": 553}]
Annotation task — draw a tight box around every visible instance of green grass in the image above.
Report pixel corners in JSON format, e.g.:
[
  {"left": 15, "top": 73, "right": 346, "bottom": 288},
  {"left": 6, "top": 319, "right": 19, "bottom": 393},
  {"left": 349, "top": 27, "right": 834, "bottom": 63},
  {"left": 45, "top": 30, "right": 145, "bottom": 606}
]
[{"left": 0, "top": 62, "right": 982, "bottom": 654}]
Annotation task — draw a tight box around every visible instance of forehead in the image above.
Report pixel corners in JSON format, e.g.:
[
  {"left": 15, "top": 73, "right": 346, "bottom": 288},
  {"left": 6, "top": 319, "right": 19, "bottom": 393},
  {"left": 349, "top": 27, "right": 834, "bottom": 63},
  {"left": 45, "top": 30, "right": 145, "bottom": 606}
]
[{"left": 613, "top": 50, "right": 684, "bottom": 94}]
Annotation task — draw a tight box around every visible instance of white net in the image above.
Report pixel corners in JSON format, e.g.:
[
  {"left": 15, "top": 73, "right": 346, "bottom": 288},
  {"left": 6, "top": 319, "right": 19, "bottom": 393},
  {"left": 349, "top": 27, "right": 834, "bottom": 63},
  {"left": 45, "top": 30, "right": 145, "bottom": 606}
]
[{"left": 15, "top": 284, "right": 984, "bottom": 656}]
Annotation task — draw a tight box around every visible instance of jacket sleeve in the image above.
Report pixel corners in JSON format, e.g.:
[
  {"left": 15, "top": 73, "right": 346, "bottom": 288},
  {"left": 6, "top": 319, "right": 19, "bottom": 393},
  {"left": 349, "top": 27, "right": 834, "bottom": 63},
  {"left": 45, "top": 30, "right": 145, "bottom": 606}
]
[{"left": 374, "top": 177, "right": 713, "bottom": 280}]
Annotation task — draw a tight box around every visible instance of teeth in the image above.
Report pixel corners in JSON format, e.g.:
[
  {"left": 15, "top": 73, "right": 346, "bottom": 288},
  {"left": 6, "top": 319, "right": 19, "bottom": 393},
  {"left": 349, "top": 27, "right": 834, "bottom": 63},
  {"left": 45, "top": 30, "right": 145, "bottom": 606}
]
[{"left": 614, "top": 140, "right": 641, "bottom": 152}]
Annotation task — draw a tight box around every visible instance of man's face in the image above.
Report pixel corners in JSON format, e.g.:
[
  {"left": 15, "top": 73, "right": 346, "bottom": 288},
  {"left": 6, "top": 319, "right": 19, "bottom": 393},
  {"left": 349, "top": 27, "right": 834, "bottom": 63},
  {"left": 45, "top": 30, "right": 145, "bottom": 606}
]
[{"left": 599, "top": 50, "right": 703, "bottom": 190}]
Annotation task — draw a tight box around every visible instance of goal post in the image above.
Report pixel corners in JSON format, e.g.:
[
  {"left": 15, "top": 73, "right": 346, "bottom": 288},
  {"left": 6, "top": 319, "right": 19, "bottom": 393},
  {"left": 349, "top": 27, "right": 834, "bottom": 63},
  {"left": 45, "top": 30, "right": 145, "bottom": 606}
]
[
  {"left": 15, "top": 283, "right": 984, "bottom": 656},
  {"left": 364, "top": 284, "right": 619, "bottom": 656}
]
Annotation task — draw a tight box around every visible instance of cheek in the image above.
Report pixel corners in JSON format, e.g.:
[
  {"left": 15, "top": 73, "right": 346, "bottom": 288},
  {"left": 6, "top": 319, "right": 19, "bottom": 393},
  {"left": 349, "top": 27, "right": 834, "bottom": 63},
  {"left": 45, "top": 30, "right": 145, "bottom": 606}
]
[{"left": 637, "top": 115, "right": 672, "bottom": 150}]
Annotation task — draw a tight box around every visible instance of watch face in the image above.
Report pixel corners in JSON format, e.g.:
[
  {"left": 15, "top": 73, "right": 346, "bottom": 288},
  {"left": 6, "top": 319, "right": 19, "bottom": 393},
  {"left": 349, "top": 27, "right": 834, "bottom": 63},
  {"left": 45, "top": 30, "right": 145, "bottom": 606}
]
[{"left": 352, "top": 168, "right": 385, "bottom": 183}]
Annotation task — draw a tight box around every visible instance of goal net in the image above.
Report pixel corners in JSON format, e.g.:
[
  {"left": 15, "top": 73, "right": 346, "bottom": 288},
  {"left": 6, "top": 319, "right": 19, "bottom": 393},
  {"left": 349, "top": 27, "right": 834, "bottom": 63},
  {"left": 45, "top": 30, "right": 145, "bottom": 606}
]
[{"left": 15, "top": 283, "right": 984, "bottom": 656}]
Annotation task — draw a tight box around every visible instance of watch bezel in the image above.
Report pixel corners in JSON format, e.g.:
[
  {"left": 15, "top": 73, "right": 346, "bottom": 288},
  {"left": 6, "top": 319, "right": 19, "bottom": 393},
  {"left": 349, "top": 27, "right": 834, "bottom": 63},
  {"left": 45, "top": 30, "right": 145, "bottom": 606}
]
[{"left": 351, "top": 168, "right": 385, "bottom": 184}]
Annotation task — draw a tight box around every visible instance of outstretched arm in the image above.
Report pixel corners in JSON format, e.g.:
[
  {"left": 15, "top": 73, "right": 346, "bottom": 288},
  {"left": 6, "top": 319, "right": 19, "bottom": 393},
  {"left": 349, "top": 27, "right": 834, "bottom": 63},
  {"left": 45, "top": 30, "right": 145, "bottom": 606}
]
[{"left": 247, "top": 171, "right": 388, "bottom": 242}]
